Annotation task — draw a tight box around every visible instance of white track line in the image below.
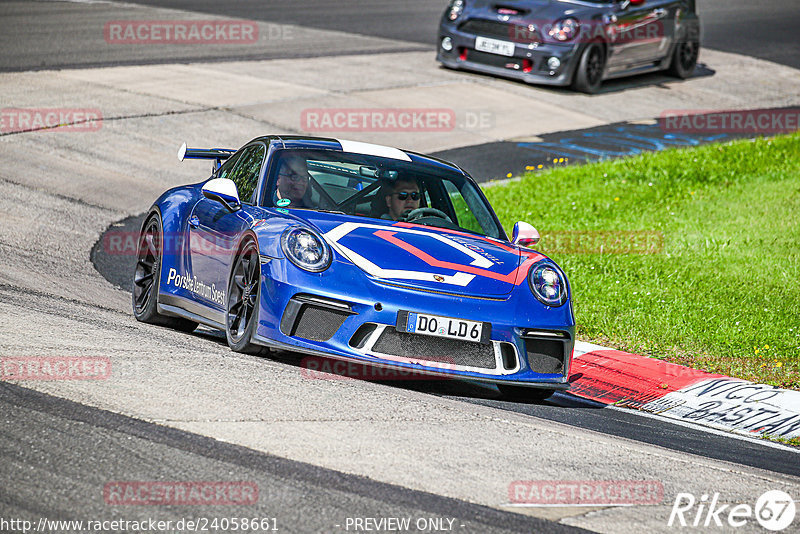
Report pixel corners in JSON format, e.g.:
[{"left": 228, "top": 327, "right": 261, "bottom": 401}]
[{"left": 604, "top": 403, "right": 800, "bottom": 453}]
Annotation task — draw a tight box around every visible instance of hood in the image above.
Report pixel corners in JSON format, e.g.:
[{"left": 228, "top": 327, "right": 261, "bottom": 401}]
[
  {"left": 301, "top": 213, "right": 537, "bottom": 298},
  {"left": 466, "top": 0, "right": 600, "bottom": 24}
]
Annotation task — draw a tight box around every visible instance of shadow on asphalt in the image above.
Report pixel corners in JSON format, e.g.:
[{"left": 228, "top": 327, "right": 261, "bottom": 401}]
[
  {"left": 439, "top": 61, "right": 715, "bottom": 96},
  {"left": 190, "top": 324, "right": 607, "bottom": 409}
]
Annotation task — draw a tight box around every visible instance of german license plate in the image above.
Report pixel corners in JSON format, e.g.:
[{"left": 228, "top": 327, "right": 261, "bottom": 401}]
[
  {"left": 475, "top": 36, "right": 515, "bottom": 57},
  {"left": 399, "top": 311, "right": 488, "bottom": 344}
]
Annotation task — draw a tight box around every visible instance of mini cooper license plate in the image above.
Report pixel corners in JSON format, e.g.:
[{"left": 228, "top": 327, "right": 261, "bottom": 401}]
[
  {"left": 475, "top": 36, "right": 515, "bottom": 57},
  {"left": 396, "top": 311, "right": 490, "bottom": 344}
]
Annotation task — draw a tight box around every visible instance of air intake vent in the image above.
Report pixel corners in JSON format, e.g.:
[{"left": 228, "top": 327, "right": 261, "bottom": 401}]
[
  {"left": 459, "top": 19, "right": 540, "bottom": 43},
  {"left": 349, "top": 323, "right": 378, "bottom": 349},
  {"left": 280, "top": 295, "right": 355, "bottom": 342},
  {"left": 500, "top": 342, "right": 518, "bottom": 370},
  {"left": 372, "top": 329, "right": 497, "bottom": 369},
  {"left": 524, "top": 338, "right": 567, "bottom": 375},
  {"left": 494, "top": 4, "right": 530, "bottom": 16}
]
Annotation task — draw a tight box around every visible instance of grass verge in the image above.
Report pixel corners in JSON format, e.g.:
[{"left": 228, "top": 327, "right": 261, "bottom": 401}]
[{"left": 485, "top": 133, "right": 800, "bottom": 389}]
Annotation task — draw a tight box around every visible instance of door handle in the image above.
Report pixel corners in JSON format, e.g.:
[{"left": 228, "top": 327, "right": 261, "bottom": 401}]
[{"left": 189, "top": 215, "right": 200, "bottom": 228}]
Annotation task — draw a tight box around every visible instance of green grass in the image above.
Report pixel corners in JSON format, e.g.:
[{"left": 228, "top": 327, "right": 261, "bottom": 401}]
[
  {"left": 484, "top": 133, "right": 800, "bottom": 389},
  {"left": 762, "top": 434, "right": 800, "bottom": 448}
]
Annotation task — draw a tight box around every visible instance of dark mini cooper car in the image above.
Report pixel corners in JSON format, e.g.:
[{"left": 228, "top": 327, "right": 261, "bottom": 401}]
[{"left": 437, "top": 0, "right": 700, "bottom": 93}]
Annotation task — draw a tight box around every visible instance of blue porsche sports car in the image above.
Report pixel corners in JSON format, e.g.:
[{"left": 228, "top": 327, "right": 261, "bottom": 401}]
[{"left": 133, "top": 136, "right": 575, "bottom": 399}]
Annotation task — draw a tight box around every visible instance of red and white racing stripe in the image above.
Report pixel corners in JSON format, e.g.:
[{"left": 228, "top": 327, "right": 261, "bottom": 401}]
[{"left": 570, "top": 342, "right": 800, "bottom": 440}]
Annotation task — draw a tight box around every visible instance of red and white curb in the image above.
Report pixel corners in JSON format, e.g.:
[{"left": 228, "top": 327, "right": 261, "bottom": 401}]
[{"left": 568, "top": 341, "right": 800, "bottom": 441}]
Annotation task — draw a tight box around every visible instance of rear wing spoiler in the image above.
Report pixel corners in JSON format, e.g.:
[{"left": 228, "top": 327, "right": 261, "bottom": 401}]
[{"left": 177, "top": 142, "right": 236, "bottom": 170}]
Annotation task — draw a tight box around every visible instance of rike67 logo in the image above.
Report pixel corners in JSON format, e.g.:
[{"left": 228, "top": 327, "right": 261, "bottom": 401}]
[{"left": 669, "top": 490, "right": 796, "bottom": 531}]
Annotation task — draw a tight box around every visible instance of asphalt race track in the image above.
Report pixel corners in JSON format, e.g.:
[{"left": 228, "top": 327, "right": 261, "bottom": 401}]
[
  {"left": 92, "top": 187, "right": 800, "bottom": 479},
  {"left": 2, "top": 1, "right": 800, "bottom": 533},
  {"left": 1, "top": 382, "right": 586, "bottom": 534},
  {"left": 1, "top": 1, "right": 798, "bottom": 71}
]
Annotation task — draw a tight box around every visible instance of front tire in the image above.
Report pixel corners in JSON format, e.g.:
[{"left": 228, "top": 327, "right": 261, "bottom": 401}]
[
  {"left": 667, "top": 35, "right": 699, "bottom": 79},
  {"left": 497, "top": 384, "right": 555, "bottom": 403},
  {"left": 572, "top": 41, "right": 605, "bottom": 94},
  {"left": 132, "top": 214, "right": 198, "bottom": 332},
  {"left": 226, "top": 238, "right": 264, "bottom": 354}
]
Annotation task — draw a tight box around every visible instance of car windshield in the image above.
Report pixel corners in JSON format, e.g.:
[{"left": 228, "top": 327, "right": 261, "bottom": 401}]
[{"left": 264, "top": 149, "right": 504, "bottom": 239}]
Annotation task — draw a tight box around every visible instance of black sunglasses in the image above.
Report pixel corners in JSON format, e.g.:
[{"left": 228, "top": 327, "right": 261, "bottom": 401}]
[
  {"left": 394, "top": 191, "right": 420, "bottom": 201},
  {"left": 278, "top": 168, "right": 309, "bottom": 182}
]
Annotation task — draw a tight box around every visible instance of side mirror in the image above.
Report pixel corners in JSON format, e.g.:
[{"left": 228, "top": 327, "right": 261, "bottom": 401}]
[
  {"left": 359, "top": 166, "right": 378, "bottom": 178},
  {"left": 512, "top": 221, "right": 540, "bottom": 247},
  {"left": 202, "top": 178, "right": 241, "bottom": 212}
]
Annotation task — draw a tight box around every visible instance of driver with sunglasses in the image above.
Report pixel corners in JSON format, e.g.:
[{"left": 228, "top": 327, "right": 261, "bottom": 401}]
[
  {"left": 383, "top": 178, "right": 421, "bottom": 221},
  {"left": 275, "top": 154, "right": 313, "bottom": 208}
]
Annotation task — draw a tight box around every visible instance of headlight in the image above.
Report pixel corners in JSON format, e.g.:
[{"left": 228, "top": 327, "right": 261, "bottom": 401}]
[
  {"left": 281, "top": 227, "right": 331, "bottom": 272},
  {"left": 447, "top": 0, "right": 464, "bottom": 21},
  {"left": 528, "top": 262, "right": 568, "bottom": 307},
  {"left": 548, "top": 18, "right": 580, "bottom": 41}
]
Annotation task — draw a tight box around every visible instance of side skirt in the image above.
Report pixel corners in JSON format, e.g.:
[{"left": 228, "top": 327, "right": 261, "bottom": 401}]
[{"left": 158, "top": 294, "right": 225, "bottom": 330}]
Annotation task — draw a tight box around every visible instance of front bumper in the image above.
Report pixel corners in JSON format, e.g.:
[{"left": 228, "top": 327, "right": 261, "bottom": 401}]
[
  {"left": 436, "top": 24, "right": 582, "bottom": 87},
  {"left": 253, "top": 259, "right": 575, "bottom": 388}
]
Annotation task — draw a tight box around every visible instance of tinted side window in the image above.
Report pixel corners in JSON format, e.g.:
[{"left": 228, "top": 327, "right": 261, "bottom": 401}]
[
  {"left": 227, "top": 144, "right": 266, "bottom": 204},
  {"left": 216, "top": 152, "right": 241, "bottom": 180}
]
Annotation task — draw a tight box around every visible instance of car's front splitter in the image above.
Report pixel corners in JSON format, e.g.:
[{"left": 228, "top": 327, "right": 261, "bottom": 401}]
[
  {"left": 253, "top": 266, "right": 575, "bottom": 387},
  {"left": 252, "top": 330, "right": 572, "bottom": 390}
]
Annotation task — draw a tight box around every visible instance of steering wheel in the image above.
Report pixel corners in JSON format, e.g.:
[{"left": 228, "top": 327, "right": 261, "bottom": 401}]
[{"left": 402, "top": 207, "right": 452, "bottom": 223}]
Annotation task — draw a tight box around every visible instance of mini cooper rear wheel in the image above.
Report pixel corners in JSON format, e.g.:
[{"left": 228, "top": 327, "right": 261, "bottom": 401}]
[
  {"left": 226, "top": 238, "right": 265, "bottom": 354},
  {"left": 667, "top": 36, "right": 699, "bottom": 79},
  {"left": 132, "top": 214, "right": 198, "bottom": 332},
  {"left": 572, "top": 41, "right": 605, "bottom": 94},
  {"left": 497, "top": 384, "right": 555, "bottom": 403}
]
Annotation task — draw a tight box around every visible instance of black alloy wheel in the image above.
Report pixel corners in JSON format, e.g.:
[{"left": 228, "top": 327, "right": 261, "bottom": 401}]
[
  {"left": 572, "top": 42, "right": 605, "bottom": 94},
  {"left": 226, "top": 239, "right": 264, "bottom": 354},
  {"left": 668, "top": 37, "right": 699, "bottom": 79},
  {"left": 132, "top": 214, "right": 198, "bottom": 332}
]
